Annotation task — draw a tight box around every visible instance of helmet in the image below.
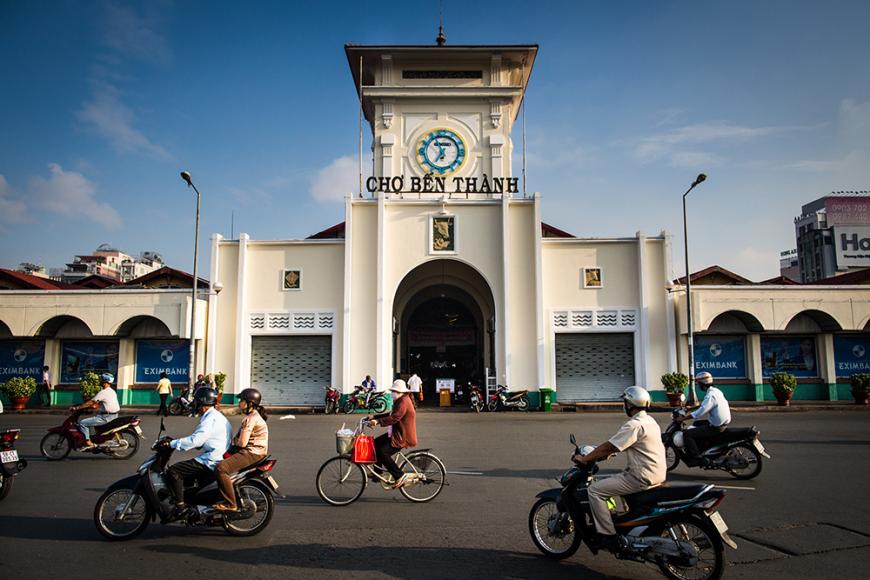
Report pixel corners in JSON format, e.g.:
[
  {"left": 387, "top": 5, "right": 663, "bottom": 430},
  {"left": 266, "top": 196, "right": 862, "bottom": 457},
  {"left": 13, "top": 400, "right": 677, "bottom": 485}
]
[
  {"left": 239, "top": 388, "right": 262, "bottom": 407},
  {"left": 100, "top": 373, "right": 114, "bottom": 384},
  {"left": 621, "top": 386, "right": 651, "bottom": 409},
  {"left": 193, "top": 387, "right": 219, "bottom": 407},
  {"left": 695, "top": 372, "right": 714, "bottom": 389}
]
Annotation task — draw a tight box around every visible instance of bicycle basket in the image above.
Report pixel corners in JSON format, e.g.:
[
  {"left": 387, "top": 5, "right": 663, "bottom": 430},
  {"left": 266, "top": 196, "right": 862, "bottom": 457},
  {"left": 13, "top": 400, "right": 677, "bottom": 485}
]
[{"left": 336, "top": 434, "right": 354, "bottom": 456}]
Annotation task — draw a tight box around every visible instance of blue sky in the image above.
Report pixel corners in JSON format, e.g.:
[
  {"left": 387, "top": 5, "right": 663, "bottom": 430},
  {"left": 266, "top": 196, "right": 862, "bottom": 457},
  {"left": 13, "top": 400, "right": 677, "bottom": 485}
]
[{"left": 1, "top": 0, "right": 869, "bottom": 280}]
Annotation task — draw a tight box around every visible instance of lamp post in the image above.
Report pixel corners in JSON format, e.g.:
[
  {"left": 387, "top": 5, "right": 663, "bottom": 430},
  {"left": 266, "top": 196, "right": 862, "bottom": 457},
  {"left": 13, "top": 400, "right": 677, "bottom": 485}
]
[
  {"left": 180, "top": 171, "right": 201, "bottom": 392},
  {"left": 683, "top": 173, "right": 707, "bottom": 405}
]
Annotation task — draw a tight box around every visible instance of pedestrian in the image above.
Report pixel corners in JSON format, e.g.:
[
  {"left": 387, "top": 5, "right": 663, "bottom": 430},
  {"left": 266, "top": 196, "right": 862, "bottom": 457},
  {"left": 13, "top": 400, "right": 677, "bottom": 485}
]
[
  {"left": 408, "top": 373, "right": 422, "bottom": 406},
  {"left": 40, "top": 365, "right": 52, "bottom": 407},
  {"left": 156, "top": 372, "right": 172, "bottom": 417}
]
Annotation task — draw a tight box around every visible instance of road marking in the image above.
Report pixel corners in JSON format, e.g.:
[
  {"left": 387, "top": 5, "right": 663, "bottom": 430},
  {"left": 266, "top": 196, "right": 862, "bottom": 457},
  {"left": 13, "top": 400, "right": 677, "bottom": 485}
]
[
  {"left": 448, "top": 471, "right": 484, "bottom": 476},
  {"left": 713, "top": 485, "right": 755, "bottom": 491},
  {"left": 279, "top": 414, "right": 296, "bottom": 420}
]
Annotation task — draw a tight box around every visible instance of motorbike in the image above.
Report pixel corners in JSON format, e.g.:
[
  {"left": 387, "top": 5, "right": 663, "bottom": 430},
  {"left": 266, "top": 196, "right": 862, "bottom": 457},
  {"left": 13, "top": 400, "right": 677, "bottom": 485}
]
[
  {"left": 468, "top": 383, "right": 485, "bottom": 413},
  {"left": 0, "top": 429, "right": 27, "bottom": 501},
  {"left": 529, "top": 434, "right": 735, "bottom": 580},
  {"left": 487, "top": 384, "right": 530, "bottom": 412},
  {"left": 324, "top": 386, "right": 341, "bottom": 414},
  {"left": 343, "top": 386, "right": 389, "bottom": 414},
  {"left": 662, "top": 408, "right": 771, "bottom": 480},
  {"left": 168, "top": 388, "right": 196, "bottom": 416},
  {"left": 93, "top": 419, "right": 280, "bottom": 540},
  {"left": 39, "top": 409, "right": 142, "bottom": 460}
]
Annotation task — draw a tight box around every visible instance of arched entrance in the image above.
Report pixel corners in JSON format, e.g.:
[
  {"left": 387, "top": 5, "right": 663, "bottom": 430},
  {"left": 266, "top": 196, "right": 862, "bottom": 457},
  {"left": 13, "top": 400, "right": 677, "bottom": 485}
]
[{"left": 393, "top": 260, "right": 495, "bottom": 404}]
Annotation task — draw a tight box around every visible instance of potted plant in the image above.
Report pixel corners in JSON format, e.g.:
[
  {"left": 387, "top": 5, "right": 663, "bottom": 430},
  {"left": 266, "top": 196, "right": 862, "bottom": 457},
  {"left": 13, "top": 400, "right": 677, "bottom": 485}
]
[
  {"left": 769, "top": 372, "right": 797, "bottom": 406},
  {"left": 661, "top": 372, "right": 689, "bottom": 407},
  {"left": 849, "top": 373, "right": 870, "bottom": 405},
  {"left": 213, "top": 372, "right": 227, "bottom": 408},
  {"left": 1, "top": 376, "right": 37, "bottom": 410},
  {"left": 79, "top": 372, "right": 102, "bottom": 401}
]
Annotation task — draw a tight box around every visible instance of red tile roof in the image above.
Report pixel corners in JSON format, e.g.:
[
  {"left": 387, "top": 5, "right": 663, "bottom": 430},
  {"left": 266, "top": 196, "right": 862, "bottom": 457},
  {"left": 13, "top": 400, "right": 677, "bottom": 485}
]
[
  {"left": 0, "top": 269, "right": 73, "bottom": 290},
  {"left": 674, "top": 265, "right": 754, "bottom": 286},
  {"left": 122, "top": 266, "right": 209, "bottom": 287}
]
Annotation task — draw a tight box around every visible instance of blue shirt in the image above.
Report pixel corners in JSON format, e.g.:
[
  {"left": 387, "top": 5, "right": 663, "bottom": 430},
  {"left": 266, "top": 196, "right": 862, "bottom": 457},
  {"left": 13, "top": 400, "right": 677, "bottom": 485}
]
[
  {"left": 170, "top": 407, "right": 231, "bottom": 470},
  {"left": 691, "top": 386, "right": 732, "bottom": 428}
]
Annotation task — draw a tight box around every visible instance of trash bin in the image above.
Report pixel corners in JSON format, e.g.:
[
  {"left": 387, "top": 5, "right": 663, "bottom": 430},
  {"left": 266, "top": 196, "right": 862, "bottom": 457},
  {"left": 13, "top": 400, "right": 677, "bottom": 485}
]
[
  {"left": 540, "top": 388, "right": 554, "bottom": 412},
  {"left": 439, "top": 389, "right": 452, "bottom": 407}
]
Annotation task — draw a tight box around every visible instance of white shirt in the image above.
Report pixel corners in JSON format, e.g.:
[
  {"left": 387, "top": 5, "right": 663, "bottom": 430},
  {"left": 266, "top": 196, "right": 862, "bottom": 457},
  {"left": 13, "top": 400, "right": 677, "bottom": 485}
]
[
  {"left": 171, "top": 407, "right": 232, "bottom": 470},
  {"left": 92, "top": 387, "right": 120, "bottom": 414},
  {"left": 43, "top": 370, "right": 51, "bottom": 385},
  {"left": 609, "top": 410, "right": 667, "bottom": 486},
  {"left": 691, "top": 386, "right": 731, "bottom": 427},
  {"left": 408, "top": 375, "right": 422, "bottom": 392}
]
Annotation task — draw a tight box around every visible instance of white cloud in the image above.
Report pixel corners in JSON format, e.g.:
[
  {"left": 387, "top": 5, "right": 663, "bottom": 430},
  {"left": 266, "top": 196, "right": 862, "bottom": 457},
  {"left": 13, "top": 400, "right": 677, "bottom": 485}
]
[
  {"left": 0, "top": 175, "right": 27, "bottom": 224},
  {"left": 78, "top": 82, "right": 172, "bottom": 160},
  {"left": 102, "top": 3, "right": 172, "bottom": 65},
  {"left": 668, "top": 151, "right": 724, "bottom": 169},
  {"left": 310, "top": 156, "right": 358, "bottom": 202},
  {"left": 27, "top": 163, "right": 122, "bottom": 230}
]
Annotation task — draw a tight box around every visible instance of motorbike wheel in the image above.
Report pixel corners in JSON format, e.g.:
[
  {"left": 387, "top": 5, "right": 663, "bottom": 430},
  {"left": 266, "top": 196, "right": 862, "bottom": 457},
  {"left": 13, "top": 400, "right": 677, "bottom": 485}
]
[
  {"left": 168, "top": 400, "right": 184, "bottom": 416},
  {"left": 371, "top": 397, "right": 388, "bottom": 414},
  {"left": 486, "top": 399, "right": 499, "bottom": 412},
  {"left": 528, "top": 497, "right": 582, "bottom": 559},
  {"left": 472, "top": 401, "right": 484, "bottom": 413},
  {"left": 40, "top": 433, "right": 71, "bottom": 461},
  {"left": 110, "top": 430, "right": 140, "bottom": 460},
  {"left": 223, "top": 483, "right": 274, "bottom": 536},
  {"left": 517, "top": 396, "right": 530, "bottom": 411},
  {"left": 649, "top": 515, "right": 724, "bottom": 580},
  {"left": 316, "top": 456, "right": 366, "bottom": 506},
  {"left": 325, "top": 400, "right": 337, "bottom": 415},
  {"left": 398, "top": 451, "right": 446, "bottom": 503},
  {"left": 0, "top": 474, "right": 12, "bottom": 501},
  {"left": 343, "top": 399, "right": 357, "bottom": 414},
  {"left": 93, "top": 487, "right": 151, "bottom": 541},
  {"left": 724, "top": 443, "right": 763, "bottom": 480},
  {"left": 666, "top": 445, "right": 680, "bottom": 472}
]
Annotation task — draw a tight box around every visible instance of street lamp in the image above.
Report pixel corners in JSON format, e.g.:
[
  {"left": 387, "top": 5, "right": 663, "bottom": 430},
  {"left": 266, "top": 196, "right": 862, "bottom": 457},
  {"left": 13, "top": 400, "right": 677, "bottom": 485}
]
[
  {"left": 682, "top": 173, "right": 707, "bottom": 405},
  {"left": 180, "top": 171, "right": 201, "bottom": 392}
]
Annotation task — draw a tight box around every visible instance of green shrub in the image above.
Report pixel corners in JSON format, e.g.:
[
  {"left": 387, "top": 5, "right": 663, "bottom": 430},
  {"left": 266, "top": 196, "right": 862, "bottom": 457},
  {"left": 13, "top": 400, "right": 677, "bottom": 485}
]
[
  {"left": 661, "top": 372, "right": 689, "bottom": 394},
  {"left": 79, "top": 372, "right": 102, "bottom": 399},
  {"left": 213, "top": 372, "right": 226, "bottom": 400},
  {"left": 849, "top": 373, "right": 870, "bottom": 397},
  {"left": 2, "top": 376, "right": 37, "bottom": 399},
  {"left": 769, "top": 372, "right": 797, "bottom": 396}
]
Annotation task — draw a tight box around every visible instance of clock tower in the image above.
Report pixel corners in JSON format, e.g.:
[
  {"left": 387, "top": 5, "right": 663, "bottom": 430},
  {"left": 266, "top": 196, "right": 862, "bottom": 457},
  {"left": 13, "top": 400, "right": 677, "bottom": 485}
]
[{"left": 345, "top": 42, "right": 538, "bottom": 192}]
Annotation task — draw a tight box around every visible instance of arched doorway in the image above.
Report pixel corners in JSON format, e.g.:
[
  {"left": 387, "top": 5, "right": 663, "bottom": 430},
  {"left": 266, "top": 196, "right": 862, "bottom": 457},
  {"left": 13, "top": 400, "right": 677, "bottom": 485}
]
[{"left": 393, "top": 260, "right": 495, "bottom": 404}]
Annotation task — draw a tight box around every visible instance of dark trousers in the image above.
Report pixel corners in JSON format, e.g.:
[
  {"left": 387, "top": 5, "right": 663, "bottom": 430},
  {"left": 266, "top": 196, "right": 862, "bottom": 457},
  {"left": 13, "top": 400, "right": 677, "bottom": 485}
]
[
  {"left": 684, "top": 420, "right": 726, "bottom": 459},
  {"left": 215, "top": 449, "right": 264, "bottom": 507},
  {"left": 157, "top": 394, "right": 169, "bottom": 416},
  {"left": 374, "top": 433, "right": 404, "bottom": 479},
  {"left": 38, "top": 385, "right": 51, "bottom": 406},
  {"left": 167, "top": 459, "right": 212, "bottom": 505}
]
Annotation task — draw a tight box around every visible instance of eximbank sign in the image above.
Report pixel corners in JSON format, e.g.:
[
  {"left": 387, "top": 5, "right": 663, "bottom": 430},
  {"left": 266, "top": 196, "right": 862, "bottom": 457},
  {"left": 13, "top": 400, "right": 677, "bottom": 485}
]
[{"left": 834, "top": 226, "right": 870, "bottom": 268}]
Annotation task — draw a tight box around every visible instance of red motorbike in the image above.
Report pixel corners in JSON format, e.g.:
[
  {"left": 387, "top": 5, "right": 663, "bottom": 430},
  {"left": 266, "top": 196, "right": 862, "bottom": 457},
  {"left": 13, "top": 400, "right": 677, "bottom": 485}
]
[
  {"left": 324, "top": 386, "right": 341, "bottom": 414},
  {"left": 39, "top": 409, "right": 143, "bottom": 460},
  {"left": 1, "top": 429, "right": 27, "bottom": 501}
]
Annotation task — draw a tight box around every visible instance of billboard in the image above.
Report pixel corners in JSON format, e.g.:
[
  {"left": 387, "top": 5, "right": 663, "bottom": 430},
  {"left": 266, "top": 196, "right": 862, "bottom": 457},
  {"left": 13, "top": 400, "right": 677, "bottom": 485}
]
[
  {"left": 760, "top": 336, "right": 818, "bottom": 378},
  {"left": 61, "top": 341, "right": 119, "bottom": 384},
  {"left": 694, "top": 335, "right": 746, "bottom": 379},
  {"left": 834, "top": 335, "right": 870, "bottom": 377},
  {"left": 833, "top": 226, "right": 870, "bottom": 268},
  {"left": 825, "top": 197, "right": 870, "bottom": 226},
  {"left": 0, "top": 340, "right": 45, "bottom": 383},
  {"left": 135, "top": 340, "right": 189, "bottom": 383}
]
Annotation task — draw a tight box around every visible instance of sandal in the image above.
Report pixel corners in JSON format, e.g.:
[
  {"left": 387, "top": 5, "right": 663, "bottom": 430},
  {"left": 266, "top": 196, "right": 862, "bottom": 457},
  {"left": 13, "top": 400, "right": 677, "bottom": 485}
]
[{"left": 213, "top": 502, "right": 238, "bottom": 512}]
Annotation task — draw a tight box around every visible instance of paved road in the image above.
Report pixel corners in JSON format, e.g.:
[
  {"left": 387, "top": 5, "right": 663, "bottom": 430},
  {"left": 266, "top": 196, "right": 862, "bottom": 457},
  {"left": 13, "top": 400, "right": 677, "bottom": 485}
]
[{"left": 1, "top": 410, "right": 868, "bottom": 579}]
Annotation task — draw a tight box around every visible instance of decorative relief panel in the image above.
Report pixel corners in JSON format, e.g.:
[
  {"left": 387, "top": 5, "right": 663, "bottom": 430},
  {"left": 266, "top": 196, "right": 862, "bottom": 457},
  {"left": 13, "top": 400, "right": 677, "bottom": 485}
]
[
  {"left": 552, "top": 309, "right": 638, "bottom": 332},
  {"left": 249, "top": 311, "right": 336, "bottom": 334}
]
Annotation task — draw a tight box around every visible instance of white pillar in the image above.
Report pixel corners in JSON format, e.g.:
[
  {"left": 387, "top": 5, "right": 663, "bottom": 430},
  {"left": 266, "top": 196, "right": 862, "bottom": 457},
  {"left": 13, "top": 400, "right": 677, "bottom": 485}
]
[
  {"left": 233, "top": 234, "right": 250, "bottom": 395},
  {"left": 341, "top": 195, "right": 354, "bottom": 393},
  {"left": 636, "top": 232, "right": 651, "bottom": 388},
  {"left": 376, "top": 191, "right": 388, "bottom": 389},
  {"left": 206, "top": 233, "right": 223, "bottom": 373},
  {"left": 533, "top": 193, "right": 545, "bottom": 390},
  {"left": 500, "top": 194, "right": 511, "bottom": 386}
]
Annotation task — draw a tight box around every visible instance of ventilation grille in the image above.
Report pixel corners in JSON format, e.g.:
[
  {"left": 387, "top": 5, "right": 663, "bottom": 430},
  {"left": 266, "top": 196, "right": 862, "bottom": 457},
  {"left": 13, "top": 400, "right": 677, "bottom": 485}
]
[
  {"left": 249, "top": 311, "right": 336, "bottom": 334},
  {"left": 552, "top": 309, "right": 637, "bottom": 331}
]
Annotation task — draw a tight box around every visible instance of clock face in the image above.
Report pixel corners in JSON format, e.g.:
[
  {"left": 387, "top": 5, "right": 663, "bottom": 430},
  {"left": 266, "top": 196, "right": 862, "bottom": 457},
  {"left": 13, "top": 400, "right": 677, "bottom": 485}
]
[{"left": 417, "top": 129, "right": 466, "bottom": 175}]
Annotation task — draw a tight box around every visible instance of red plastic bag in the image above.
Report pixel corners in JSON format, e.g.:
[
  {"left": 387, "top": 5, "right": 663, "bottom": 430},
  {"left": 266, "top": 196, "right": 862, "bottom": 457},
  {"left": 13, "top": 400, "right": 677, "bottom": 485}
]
[{"left": 352, "top": 434, "right": 376, "bottom": 464}]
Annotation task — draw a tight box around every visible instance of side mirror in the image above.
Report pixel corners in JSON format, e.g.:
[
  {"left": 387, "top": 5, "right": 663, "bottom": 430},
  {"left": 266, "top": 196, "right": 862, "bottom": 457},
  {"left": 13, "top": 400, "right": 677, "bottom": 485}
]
[{"left": 569, "top": 433, "right": 576, "bottom": 445}]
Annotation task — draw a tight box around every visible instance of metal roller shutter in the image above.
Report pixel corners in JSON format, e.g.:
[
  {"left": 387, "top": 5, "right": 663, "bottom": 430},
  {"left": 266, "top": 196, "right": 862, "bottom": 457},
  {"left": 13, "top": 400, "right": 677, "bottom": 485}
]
[
  {"left": 555, "top": 333, "right": 635, "bottom": 402},
  {"left": 250, "top": 335, "right": 331, "bottom": 406}
]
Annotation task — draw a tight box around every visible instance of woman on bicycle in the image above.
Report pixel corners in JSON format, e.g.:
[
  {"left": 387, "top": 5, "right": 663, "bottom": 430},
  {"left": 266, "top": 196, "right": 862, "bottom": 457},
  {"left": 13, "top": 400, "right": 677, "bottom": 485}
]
[
  {"left": 370, "top": 379, "right": 417, "bottom": 488},
  {"left": 213, "top": 388, "right": 269, "bottom": 511}
]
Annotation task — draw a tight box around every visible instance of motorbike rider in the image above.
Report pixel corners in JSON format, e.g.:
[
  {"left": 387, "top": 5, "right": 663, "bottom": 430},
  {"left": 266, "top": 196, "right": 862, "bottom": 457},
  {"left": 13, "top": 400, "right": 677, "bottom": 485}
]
[
  {"left": 213, "top": 388, "right": 269, "bottom": 512},
  {"left": 677, "top": 371, "right": 732, "bottom": 466},
  {"left": 574, "top": 386, "right": 666, "bottom": 552},
  {"left": 369, "top": 379, "right": 417, "bottom": 488},
  {"left": 360, "top": 374, "right": 377, "bottom": 407},
  {"left": 71, "top": 373, "right": 120, "bottom": 449},
  {"left": 162, "top": 387, "right": 232, "bottom": 517}
]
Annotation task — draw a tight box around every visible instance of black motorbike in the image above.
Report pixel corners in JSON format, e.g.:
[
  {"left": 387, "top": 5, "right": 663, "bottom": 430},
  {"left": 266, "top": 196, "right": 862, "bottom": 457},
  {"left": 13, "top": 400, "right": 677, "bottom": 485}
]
[
  {"left": 167, "top": 388, "right": 196, "bottom": 416},
  {"left": 93, "top": 420, "right": 279, "bottom": 540},
  {"left": 487, "top": 384, "right": 530, "bottom": 412},
  {"left": 662, "top": 408, "right": 771, "bottom": 480},
  {"left": 528, "top": 434, "right": 735, "bottom": 580},
  {"left": 468, "top": 383, "right": 485, "bottom": 413},
  {"left": 0, "top": 429, "right": 27, "bottom": 501}
]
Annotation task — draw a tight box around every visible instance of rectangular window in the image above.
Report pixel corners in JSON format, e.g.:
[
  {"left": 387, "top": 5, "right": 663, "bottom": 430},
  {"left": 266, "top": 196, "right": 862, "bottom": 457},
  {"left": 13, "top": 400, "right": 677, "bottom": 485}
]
[
  {"left": 135, "top": 340, "right": 190, "bottom": 383},
  {"left": 693, "top": 335, "right": 746, "bottom": 379},
  {"left": 402, "top": 70, "right": 482, "bottom": 79},
  {"left": 760, "top": 336, "right": 818, "bottom": 378},
  {"left": 61, "top": 341, "right": 119, "bottom": 384},
  {"left": 283, "top": 269, "right": 302, "bottom": 291}
]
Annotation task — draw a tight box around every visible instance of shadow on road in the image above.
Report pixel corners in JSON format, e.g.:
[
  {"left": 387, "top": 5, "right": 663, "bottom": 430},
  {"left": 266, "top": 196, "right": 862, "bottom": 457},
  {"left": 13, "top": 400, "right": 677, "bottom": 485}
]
[
  {"left": 763, "top": 439, "right": 870, "bottom": 446},
  {"left": 0, "top": 516, "right": 101, "bottom": 542},
  {"left": 145, "top": 543, "right": 624, "bottom": 579}
]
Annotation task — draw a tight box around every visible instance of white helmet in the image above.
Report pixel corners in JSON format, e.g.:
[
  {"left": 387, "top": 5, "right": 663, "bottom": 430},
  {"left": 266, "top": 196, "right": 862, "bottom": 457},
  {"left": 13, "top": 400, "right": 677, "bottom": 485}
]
[
  {"left": 695, "top": 372, "right": 714, "bottom": 388},
  {"left": 621, "top": 386, "right": 651, "bottom": 409}
]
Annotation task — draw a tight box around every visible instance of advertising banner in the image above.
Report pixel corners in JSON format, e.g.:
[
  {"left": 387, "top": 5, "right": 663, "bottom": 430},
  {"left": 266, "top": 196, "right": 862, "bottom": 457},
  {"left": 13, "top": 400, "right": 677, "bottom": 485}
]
[
  {"left": 760, "top": 336, "right": 818, "bottom": 378},
  {"left": 834, "top": 335, "right": 870, "bottom": 377},
  {"left": 61, "top": 341, "right": 119, "bottom": 384},
  {"left": 694, "top": 335, "right": 746, "bottom": 379},
  {"left": 833, "top": 226, "right": 870, "bottom": 268},
  {"left": 135, "top": 340, "right": 189, "bottom": 383},
  {"left": 0, "top": 340, "right": 45, "bottom": 383}
]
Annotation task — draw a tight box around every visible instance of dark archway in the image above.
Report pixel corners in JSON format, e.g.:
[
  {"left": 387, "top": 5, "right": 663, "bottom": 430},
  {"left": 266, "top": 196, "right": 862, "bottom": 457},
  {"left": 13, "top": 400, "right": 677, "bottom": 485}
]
[
  {"left": 783, "top": 310, "right": 843, "bottom": 333},
  {"left": 0, "top": 319, "right": 11, "bottom": 338},
  {"left": 707, "top": 310, "right": 765, "bottom": 333},
  {"left": 114, "top": 315, "right": 174, "bottom": 337},
  {"left": 35, "top": 315, "right": 93, "bottom": 338}
]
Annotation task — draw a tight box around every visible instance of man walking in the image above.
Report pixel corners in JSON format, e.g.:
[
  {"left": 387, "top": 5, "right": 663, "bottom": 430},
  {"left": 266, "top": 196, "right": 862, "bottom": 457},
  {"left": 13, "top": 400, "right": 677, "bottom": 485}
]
[
  {"left": 156, "top": 372, "right": 172, "bottom": 416},
  {"left": 40, "top": 365, "right": 52, "bottom": 407},
  {"left": 408, "top": 373, "right": 422, "bottom": 405}
]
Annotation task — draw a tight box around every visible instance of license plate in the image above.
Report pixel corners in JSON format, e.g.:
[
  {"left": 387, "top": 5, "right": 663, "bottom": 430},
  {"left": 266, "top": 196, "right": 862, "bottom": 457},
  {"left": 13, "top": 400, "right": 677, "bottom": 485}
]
[
  {"left": 134, "top": 426, "right": 143, "bottom": 436},
  {"left": 753, "top": 439, "right": 769, "bottom": 456},
  {"left": 709, "top": 511, "right": 729, "bottom": 534},
  {"left": 0, "top": 450, "right": 19, "bottom": 463},
  {"left": 266, "top": 476, "right": 279, "bottom": 491}
]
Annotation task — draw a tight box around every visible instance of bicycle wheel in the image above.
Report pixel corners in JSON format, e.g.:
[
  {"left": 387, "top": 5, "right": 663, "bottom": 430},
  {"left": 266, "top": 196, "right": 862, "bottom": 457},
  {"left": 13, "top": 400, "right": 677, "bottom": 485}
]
[
  {"left": 316, "top": 457, "right": 366, "bottom": 506},
  {"left": 398, "top": 451, "right": 446, "bottom": 503}
]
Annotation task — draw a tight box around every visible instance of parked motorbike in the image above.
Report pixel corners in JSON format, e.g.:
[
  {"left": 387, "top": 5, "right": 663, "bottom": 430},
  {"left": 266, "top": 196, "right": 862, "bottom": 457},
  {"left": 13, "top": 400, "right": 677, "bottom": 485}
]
[
  {"left": 662, "top": 408, "right": 771, "bottom": 480},
  {"left": 324, "top": 386, "right": 341, "bottom": 414},
  {"left": 93, "top": 420, "right": 279, "bottom": 540},
  {"left": 529, "top": 434, "right": 735, "bottom": 580},
  {"left": 487, "top": 384, "right": 530, "bottom": 412},
  {"left": 343, "top": 386, "right": 389, "bottom": 414},
  {"left": 39, "top": 409, "right": 142, "bottom": 460},
  {"left": 168, "top": 388, "right": 196, "bottom": 416},
  {"left": 0, "top": 429, "right": 27, "bottom": 501},
  {"left": 468, "top": 383, "right": 485, "bottom": 413}
]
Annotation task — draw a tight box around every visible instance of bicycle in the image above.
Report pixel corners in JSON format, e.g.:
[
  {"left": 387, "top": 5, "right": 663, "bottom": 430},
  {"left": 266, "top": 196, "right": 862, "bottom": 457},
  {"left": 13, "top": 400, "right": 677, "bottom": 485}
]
[{"left": 315, "top": 417, "right": 447, "bottom": 506}]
